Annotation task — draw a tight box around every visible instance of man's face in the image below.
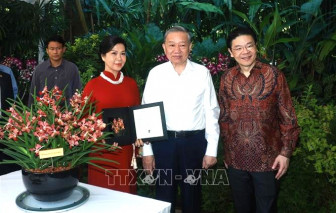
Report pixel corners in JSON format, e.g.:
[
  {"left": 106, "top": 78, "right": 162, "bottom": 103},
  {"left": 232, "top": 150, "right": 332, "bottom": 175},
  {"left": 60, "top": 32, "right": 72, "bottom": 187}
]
[
  {"left": 46, "top": 41, "right": 66, "bottom": 63},
  {"left": 162, "top": 31, "right": 192, "bottom": 67},
  {"left": 228, "top": 35, "right": 257, "bottom": 70}
]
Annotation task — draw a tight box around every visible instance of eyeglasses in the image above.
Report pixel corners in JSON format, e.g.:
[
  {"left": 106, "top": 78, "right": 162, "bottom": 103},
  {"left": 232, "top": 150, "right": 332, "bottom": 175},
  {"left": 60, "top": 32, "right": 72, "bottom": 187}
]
[{"left": 231, "top": 43, "right": 256, "bottom": 53}]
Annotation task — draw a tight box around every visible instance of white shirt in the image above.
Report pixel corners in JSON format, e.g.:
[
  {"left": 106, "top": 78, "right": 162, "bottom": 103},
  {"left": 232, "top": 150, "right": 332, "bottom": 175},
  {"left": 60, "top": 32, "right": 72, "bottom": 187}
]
[{"left": 142, "top": 60, "right": 220, "bottom": 157}]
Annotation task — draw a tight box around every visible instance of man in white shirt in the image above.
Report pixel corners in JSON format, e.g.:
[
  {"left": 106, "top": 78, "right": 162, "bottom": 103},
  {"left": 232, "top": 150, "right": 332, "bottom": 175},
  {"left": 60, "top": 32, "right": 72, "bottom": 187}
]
[{"left": 141, "top": 25, "right": 220, "bottom": 213}]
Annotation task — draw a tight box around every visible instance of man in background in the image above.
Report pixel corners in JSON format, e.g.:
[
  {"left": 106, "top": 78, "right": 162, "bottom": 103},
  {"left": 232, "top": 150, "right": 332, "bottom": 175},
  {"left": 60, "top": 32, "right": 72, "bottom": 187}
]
[{"left": 28, "top": 35, "right": 81, "bottom": 106}]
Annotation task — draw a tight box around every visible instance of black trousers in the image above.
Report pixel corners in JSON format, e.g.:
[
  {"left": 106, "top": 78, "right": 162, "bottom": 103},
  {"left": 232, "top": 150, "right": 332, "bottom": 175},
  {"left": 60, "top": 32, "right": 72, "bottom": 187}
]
[
  {"left": 151, "top": 130, "right": 207, "bottom": 213},
  {"left": 227, "top": 167, "right": 280, "bottom": 213}
]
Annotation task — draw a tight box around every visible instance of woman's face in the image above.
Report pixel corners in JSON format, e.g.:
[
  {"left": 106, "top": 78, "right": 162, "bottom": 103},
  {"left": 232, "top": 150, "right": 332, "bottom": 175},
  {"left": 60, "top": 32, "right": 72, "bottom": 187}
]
[{"left": 101, "top": 43, "right": 126, "bottom": 74}]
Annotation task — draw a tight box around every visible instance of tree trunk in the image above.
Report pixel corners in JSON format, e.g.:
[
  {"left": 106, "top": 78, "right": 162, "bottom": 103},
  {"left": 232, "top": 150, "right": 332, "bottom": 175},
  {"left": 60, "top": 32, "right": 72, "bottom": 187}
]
[{"left": 74, "top": 0, "right": 88, "bottom": 34}]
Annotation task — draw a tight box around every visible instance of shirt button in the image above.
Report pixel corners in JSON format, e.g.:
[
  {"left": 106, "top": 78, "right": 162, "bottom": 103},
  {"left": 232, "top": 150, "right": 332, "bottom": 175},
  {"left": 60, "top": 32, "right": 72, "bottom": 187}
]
[{"left": 55, "top": 77, "right": 57, "bottom": 79}]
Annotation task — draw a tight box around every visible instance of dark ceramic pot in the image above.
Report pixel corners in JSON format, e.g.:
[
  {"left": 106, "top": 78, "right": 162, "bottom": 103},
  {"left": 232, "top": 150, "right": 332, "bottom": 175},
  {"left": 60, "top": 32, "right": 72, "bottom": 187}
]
[{"left": 22, "top": 168, "right": 79, "bottom": 202}]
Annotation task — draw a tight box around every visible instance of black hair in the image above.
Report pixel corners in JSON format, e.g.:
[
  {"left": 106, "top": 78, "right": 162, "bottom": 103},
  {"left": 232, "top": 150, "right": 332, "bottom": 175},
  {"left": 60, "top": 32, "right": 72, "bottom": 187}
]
[
  {"left": 226, "top": 26, "right": 257, "bottom": 49},
  {"left": 99, "top": 35, "right": 126, "bottom": 56},
  {"left": 46, "top": 35, "right": 65, "bottom": 47}
]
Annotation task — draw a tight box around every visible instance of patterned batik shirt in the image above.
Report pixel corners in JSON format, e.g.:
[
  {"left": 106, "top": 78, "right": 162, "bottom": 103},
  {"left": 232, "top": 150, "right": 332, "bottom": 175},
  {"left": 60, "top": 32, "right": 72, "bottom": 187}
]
[{"left": 218, "top": 61, "right": 300, "bottom": 172}]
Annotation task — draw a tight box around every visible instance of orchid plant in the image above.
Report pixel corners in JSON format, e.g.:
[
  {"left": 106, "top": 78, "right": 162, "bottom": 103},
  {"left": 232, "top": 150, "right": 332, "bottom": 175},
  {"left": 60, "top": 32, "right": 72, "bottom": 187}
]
[
  {"left": 199, "top": 53, "right": 230, "bottom": 76},
  {"left": 0, "top": 86, "right": 117, "bottom": 173}
]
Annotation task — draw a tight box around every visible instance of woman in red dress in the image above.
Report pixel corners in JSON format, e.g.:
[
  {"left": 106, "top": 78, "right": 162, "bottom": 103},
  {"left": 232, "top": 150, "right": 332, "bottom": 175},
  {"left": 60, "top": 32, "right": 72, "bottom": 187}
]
[{"left": 82, "top": 35, "right": 140, "bottom": 194}]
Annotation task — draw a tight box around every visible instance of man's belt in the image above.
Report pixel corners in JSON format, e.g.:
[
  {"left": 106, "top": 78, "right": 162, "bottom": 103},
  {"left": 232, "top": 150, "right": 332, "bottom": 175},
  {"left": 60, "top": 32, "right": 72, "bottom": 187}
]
[{"left": 167, "top": 130, "right": 204, "bottom": 138}]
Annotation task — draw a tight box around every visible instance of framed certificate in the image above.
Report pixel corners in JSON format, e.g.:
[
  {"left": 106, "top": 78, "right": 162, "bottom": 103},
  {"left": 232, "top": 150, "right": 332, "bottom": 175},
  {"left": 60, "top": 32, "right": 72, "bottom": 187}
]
[{"left": 102, "top": 102, "right": 167, "bottom": 145}]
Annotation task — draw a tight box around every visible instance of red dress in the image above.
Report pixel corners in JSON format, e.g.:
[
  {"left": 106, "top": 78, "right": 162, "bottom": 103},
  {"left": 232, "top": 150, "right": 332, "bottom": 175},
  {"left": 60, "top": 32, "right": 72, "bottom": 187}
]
[{"left": 82, "top": 71, "right": 140, "bottom": 194}]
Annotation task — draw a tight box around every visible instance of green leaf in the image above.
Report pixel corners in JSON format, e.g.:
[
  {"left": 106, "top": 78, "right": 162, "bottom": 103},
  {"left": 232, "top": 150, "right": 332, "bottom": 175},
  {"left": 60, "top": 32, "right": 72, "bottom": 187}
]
[
  {"left": 86, "top": 161, "right": 118, "bottom": 175},
  {"left": 318, "top": 31, "right": 336, "bottom": 60},
  {"left": 272, "top": 37, "right": 300, "bottom": 45},
  {"left": 177, "top": 2, "right": 223, "bottom": 15},
  {"left": 97, "top": 0, "right": 113, "bottom": 15},
  {"left": 248, "top": 0, "right": 262, "bottom": 21},
  {"left": 145, "top": 23, "right": 163, "bottom": 43},
  {"left": 300, "top": 0, "right": 323, "bottom": 16},
  {"left": 232, "top": 10, "right": 258, "bottom": 35},
  {"left": 192, "top": 37, "right": 226, "bottom": 58},
  {"left": 264, "top": 7, "right": 281, "bottom": 48}
]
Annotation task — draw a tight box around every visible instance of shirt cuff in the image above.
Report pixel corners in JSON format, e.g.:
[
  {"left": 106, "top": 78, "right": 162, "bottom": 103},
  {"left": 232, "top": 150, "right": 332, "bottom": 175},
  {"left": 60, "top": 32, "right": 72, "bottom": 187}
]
[
  {"left": 205, "top": 141, "right": 218, "bottom": 157},
  {"left": 280, "top": 146, "right": 293, "bottom": 158},
  {"left": 142, "top": 143, "right": 154, "bottom": 156}
]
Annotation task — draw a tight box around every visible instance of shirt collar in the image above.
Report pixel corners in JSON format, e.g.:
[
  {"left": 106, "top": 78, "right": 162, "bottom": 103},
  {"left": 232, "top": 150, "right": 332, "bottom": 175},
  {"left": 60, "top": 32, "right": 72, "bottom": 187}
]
[
  {"left": 103, "top": 71, "right": 121, "bottom": 80},
  {"left": 167, "top": 59, "right": 192, "bottom": 75},
  {"left": 235, "top": 60, "right": 262, "bottom": 76},
  {"left": 47, "top": 59, "right": 64, "bottom": 68}
]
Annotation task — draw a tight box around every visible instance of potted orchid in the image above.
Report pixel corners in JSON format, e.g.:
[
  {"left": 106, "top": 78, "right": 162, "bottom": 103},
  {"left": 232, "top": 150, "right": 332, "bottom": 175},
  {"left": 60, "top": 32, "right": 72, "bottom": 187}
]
[
  {"left": 0, "top": 86, "right": 117, "bottom": 201},
  {"left": 0, "top": 86, "right": 117, "bottom": 172}
]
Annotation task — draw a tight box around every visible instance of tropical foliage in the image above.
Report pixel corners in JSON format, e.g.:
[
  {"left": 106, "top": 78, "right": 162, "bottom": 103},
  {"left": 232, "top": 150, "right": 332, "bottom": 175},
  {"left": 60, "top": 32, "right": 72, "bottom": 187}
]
[
  {"left": 294, "top": 86, "right": 336, "bottom": 183},
  {"left": 2, "top": 0, "right": 335, "bottom": 102},
  {"left": 277, "top": 86, "right": 336, "bottom": 212},
  {"left": 0, "top": 0, "right": 66, "bottom": 58}
]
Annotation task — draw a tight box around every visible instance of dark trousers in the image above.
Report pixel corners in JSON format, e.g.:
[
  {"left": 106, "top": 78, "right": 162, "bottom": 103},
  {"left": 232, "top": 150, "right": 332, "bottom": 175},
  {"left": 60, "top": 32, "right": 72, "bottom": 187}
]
[
  {"left": 152, "top": 130, "right": 207, "bottom": 213},
  {"left": 227, "top": 167, "right": 280, "bottom": 213}
]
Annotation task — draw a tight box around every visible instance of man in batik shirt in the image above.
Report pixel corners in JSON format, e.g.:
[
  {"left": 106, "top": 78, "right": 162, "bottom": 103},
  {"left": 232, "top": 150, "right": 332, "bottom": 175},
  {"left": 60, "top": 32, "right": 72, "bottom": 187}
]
[{"left": 218, "top": 26, "right": 300, "bottom": 213}]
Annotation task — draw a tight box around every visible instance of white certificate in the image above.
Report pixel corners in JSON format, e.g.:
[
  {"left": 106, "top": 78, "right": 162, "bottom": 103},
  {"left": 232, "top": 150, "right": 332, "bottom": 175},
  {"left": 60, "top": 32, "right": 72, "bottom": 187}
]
[
  {"left": 102, "top": 102, "right": 167, "bottom": 145},
  {"left": 133, "top": 106, "right": 164, "bottom": 139},
  {"left": 132, "top": 102, "right": 167, "bottom": 141}
]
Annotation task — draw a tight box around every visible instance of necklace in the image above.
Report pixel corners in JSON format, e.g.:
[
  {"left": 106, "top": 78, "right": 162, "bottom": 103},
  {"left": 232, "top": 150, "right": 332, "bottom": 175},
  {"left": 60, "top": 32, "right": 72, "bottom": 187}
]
[{"left": 100, "top": 72, "right": 124, "bottom": 85}]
